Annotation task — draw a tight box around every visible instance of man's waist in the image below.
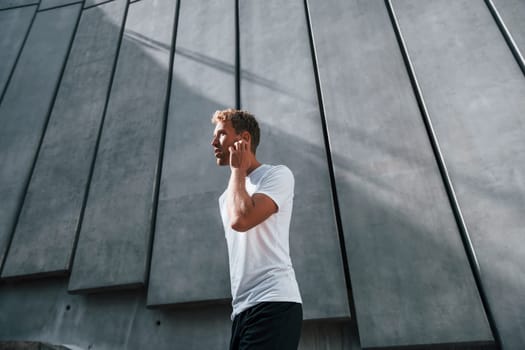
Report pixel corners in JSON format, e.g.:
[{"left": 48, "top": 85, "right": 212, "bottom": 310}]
[{"left": 231, "top": 268, "right": 301, "bottom": 304}]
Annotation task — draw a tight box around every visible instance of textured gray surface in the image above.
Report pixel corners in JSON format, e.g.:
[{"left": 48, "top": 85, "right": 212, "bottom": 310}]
[
  {"left": 84, "top": 0, "right": 114, "bottom": 8},
  {"left": 0, "top": 4, "right": 81, "bottom": 273},
  {"left": 492, "top": 0, "right": 525, "bottom": 59},
  {"left": 147, "top": 0, "right": 234, "bottom": 306},
  {"left": 0, "top": 0, "right": 38, "bottom": 10},
  {"left": 394, "top": 0, "right": 525, "bottom": 349},
  {"left": 489, "top": 0, "right": 525, "bottom": 74},
  {"left": 2, "top": 1, "right": 127, "bottom": 279},
  {"left": 240, "top": 0, "right": 350, "bottom": 320},
  {"left": 68, "top": 0, "right": 176, "bottom": 293},
  {"left": 0, "top": 278, "right": 357, "bottom": 350},
  {"left": 0, "top": 5, "right": 35, "bottom": 99},
  {"left": 0, "top": 1, "right": 523, "bottom": 348},
  {"left": 39, "top": 0, "right": 82, "bottom": 11},
  {"left": 0, "top": 279, "right": 232, "bottom": 350},
  {"left": 308, "top": 0, "right": 494, "bottom": 348}
]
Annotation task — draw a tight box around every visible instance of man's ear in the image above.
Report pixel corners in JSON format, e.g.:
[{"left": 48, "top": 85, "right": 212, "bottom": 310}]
[{"left": 241, "top": 131, "right": 251, "bottom": 143}]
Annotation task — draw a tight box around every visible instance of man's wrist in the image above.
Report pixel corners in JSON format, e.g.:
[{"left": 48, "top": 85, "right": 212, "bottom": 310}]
[{"left": 231, "top": 167, "right": 247, "bottom": 177}]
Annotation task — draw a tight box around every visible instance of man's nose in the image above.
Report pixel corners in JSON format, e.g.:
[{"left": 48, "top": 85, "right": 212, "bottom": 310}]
[{"left": 211, "top": 136, "right": 218, "bottom": 147}]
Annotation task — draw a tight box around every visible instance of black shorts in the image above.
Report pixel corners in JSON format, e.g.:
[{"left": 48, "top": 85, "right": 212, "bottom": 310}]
[{"left": 230, "top": 302, "right": 303, "bottom": 350}]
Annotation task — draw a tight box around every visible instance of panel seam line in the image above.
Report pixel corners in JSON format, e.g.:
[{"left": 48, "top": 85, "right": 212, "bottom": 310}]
[
  {"left": 303, "top": 0, "right": 358, "bottom": 328},
  {"left": 0, "top": 3, "right": 38, "bottom": 12},
  {"left": 235, "top": 0, "right": 241, "bottom": 109},
  {"left": 484, "top": 0, "right": 525, "bottom": 76},
  {"left": 0, "top": 4, "right": 38, "bottom": 105},
  {"left": 145, "top": 0, "right": 182, "bottom": 292}
]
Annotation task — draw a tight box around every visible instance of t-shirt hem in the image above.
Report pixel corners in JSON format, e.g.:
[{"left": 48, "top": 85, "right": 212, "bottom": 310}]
[{"left": 231, "top": 297, "right": 303, "bottom": 320}]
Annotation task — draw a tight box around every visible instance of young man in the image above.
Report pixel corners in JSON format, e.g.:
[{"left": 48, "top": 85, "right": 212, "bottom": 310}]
[{"left": 211, "top": 109, "right": 303, "bottom": 349}]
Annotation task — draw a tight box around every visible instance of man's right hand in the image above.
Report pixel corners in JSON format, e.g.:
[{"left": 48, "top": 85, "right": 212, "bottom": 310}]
[{"left": 229, "top": 139, "right": 251, "bottom": 173}]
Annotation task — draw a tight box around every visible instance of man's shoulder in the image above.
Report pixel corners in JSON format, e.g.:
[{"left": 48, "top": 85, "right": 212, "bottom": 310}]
[
  {"left": 257, "top": 165, "right": 294, "bottom": 192},
  {"left": 263, "top": 164, "right": 294, "bottom": 181}
]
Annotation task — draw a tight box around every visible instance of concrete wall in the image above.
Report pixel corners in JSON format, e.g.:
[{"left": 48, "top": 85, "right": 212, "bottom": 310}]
[{"left": 0, "top": 0, "right": 524, "bottom": 348}]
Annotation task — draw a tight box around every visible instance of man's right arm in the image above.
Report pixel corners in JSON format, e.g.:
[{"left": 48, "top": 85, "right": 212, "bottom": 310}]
[{"left": 227, "top": 168, "right": 277, "bottom": 232}]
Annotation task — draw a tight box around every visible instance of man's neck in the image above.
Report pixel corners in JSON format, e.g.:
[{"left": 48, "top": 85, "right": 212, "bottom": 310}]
[{"left": 246, "top": 159, "right": 262, "bottom": 175}]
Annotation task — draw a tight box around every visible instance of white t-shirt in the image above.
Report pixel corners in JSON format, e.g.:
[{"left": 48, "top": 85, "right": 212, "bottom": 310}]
[{"left": 219, "top": 164, "right": 302, "bottom": 319}]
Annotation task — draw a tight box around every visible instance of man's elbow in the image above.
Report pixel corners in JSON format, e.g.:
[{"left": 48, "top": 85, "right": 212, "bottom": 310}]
[{"left": 230, "top": 218, "right": 252, "bottom": 232}]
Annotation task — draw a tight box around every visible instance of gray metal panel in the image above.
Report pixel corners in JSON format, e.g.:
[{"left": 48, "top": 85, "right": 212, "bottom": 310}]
[
  {"left": 2, "top": 1, "right": 127, "bottom": 279},
  {"left": 0, "top": 279, "right": 232, "bottom": 350},
  {"left": 39, "top": 0, "right": 82, "bottom": 11},
  {"left": 0, "top": 0, "right": 38, "bottom": 10},
  {"left": 308, "top": 0, "right": 493, "bottom": 348},
  {"left": 394, "top": 1, "right": 525, "bottom": 349},
  {"left": 239, "top": 0, "right": 349, "bottom": 321},
  {"left": 0, "top": 4, "right": 81, "bottom": 273},
  {"left": 492, "top": 0, "right": 525, "bottom": 56},
  {"left": 68, "top": 0, "right": 176, "bottom": 292},
  {"left": 147, "top": 0, "right": 234, "bottom": 306},
  {"left": 0, "top": 5, "right": 35, "bottom": 98},
  {"left": 0, "top": 278, "right": 359, "bottom": 350},
  {"left": 84, "top": 0, "right": 114, "bottom": 9}
]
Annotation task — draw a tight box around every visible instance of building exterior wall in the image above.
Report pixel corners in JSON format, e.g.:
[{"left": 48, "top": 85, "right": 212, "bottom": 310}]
[{"left": 0, "top": 0, "right": 524, "bottom": 349}]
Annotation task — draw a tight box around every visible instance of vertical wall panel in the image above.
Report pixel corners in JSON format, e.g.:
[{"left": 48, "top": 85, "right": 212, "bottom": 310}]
[
  {"left": 240, "top": 0, "right": 349, "bottom": 320},
  {"left": 68, "top": 0, "right": 177, "bottom": 292},
  {"left": 394, "top": 1, "right": 525, "bottom": 349},
  {"left": 308, "top": 1, "right": 493, "bottom": 348},
  {"left": 147, "top": 0, "right": 234, "bottom": 306},
  {"left": 0, "top": 4, "right": 81, "bottom": 272},
  {"left": 2, "top": 0, "right": 127, "bottom": 279},
  {"left": 0, "top": 5, "right": 35, "bottom": 99}
]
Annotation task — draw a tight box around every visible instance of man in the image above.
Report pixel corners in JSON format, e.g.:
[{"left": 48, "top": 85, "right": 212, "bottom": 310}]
[{"left": 211, "top": 109, "right": 303, "bottom": 349}]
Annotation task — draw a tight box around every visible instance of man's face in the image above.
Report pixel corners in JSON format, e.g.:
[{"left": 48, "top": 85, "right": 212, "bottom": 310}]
[{"left": 211, "top": 120, "right": 240, "bottom": 166}]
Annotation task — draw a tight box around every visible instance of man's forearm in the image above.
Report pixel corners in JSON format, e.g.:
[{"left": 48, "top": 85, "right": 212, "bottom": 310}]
[{"left": 227, "top": 168, "right": 254, "bottom": 228}]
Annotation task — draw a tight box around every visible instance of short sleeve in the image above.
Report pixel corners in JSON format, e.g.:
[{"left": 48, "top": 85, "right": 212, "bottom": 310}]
[{"left": 255, "top": 165, "right": 294, "bottom": 211}]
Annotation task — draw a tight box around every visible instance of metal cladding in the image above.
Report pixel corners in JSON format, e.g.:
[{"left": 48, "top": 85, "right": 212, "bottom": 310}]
[
  {"left": 0, "top": 3, "right": 82, "bottom": 275},
  {"left": 0, "top": 0, "right": 524, "bottom": 349},
  {"left": 67, "top": 0, "right": 177, "bottom": 293},
  {"left": 2, "top": 0, "right": 127, "bottom": 280}
]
